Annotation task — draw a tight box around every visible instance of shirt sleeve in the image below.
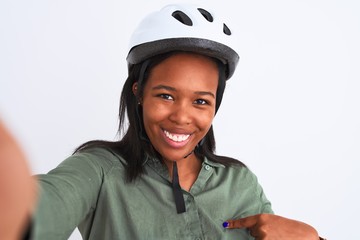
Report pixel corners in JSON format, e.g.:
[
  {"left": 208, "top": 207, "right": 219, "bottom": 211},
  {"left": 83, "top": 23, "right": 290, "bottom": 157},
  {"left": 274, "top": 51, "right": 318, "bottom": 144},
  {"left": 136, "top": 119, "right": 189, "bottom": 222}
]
[
  {"left": 240, "top": 167, "right": 274, "bottom": 216},
  {"left": 254, "top": 174, "right": 273, "bottom": 214},
  {"left": 30, "top": 149, "right": 112, "bottom": 240}
]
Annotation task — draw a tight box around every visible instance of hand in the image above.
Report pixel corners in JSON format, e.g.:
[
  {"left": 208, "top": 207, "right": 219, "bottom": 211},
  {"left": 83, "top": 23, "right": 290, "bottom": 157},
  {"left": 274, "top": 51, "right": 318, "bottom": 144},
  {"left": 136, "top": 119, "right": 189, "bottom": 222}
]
[{"left": 223, "top": 213, "right": 319, "bottom": 240}]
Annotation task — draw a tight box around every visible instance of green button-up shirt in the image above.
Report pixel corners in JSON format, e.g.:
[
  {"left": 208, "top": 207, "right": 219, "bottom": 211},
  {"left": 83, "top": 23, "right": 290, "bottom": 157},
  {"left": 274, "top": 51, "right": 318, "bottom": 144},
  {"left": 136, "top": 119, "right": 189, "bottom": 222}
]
[{"left": 32, "top": 147, "right": 272, "bottom": 240}]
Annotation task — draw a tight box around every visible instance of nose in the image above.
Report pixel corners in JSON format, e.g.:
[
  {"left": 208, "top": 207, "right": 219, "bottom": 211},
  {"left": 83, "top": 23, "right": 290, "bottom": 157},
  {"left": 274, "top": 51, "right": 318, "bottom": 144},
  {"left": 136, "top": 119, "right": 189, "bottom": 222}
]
[{"left": 168, "top": 101, "right": 192, "bottom": 125}]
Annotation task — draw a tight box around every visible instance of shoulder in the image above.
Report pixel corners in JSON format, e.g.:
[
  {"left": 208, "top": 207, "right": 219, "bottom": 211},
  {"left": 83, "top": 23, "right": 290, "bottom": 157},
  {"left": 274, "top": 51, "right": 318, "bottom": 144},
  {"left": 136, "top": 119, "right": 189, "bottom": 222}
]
[
  {"left": 225, "top": 163, "right": 259, "bottom": 183},
  {"left": 49, "top": 147, "right": 127, "bottom": 177},
  {"left": 73, "top": 147, "right": 122, "bottom": 164},
  {"left": 207, "top": 157, "right": 261, "bottom": 188},
  {"left": 213, "top": 159, "right": 273, "bottom": 213}
]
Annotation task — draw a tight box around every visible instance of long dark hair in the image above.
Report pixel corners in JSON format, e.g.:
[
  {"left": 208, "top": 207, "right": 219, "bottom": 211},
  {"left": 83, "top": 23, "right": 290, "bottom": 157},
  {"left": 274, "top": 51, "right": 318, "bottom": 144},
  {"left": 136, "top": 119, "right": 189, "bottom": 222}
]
[{"left": 74, "top": 51, "right": 245, "bottom": 182}]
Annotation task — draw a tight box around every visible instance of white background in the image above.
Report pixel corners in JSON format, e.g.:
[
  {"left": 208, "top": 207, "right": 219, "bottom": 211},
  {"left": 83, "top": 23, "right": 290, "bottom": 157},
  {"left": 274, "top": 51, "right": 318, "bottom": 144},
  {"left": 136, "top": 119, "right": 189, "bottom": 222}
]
[{"left": 1, "top": 0, "right": 359, "bottom": 239}]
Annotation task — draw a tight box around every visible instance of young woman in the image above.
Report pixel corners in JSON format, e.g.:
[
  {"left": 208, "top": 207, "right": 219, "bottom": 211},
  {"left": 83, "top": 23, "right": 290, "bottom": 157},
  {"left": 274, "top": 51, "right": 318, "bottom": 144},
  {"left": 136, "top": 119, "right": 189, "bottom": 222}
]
[{"left": 25, "top": 3, "right": 325, "bottom": 239}]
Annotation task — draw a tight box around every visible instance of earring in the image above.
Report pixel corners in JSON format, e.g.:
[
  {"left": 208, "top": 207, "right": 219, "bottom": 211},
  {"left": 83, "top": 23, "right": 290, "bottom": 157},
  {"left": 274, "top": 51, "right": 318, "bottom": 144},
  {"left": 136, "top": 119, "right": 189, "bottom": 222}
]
[{"left": 137, "top": 97, "right": 142, "bottom": 105}]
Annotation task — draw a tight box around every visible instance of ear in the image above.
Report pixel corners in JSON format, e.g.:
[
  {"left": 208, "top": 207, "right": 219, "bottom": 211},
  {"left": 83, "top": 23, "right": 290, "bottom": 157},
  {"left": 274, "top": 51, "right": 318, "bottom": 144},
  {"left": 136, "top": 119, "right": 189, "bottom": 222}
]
[
  {"left": 132, "top": 82, "right": 138, "bottom": 96},
  {"left": 132, "top": 82, "right": 142, "bottom": 105}
]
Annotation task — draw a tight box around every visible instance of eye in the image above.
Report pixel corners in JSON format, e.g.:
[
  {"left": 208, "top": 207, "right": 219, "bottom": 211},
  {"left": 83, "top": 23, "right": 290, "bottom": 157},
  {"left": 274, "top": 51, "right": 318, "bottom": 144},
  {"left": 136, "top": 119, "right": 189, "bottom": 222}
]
[
  {"left": 194, "top": 99, "right": 209, "bottom": 105},
  {"left": 157, "top": 93, "right": 174, "bottom": 100}
]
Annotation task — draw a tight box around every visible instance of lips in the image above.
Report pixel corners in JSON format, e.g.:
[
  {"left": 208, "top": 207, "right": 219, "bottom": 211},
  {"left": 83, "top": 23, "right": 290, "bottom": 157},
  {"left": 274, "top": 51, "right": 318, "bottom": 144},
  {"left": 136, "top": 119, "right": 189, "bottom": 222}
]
[{"left": 163, "top": 130, "right": 190, "bottom": 142}]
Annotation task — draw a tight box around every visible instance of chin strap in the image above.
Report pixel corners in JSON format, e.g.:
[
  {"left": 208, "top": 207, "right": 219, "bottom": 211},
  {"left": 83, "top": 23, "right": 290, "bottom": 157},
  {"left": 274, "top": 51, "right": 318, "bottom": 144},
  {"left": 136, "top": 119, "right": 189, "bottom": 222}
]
[
  {"left": 136, "top": 60, "right": 151, "bottom": 143},
  {"left": 172, "top": 162, "right": 186, "bottom": 214}
]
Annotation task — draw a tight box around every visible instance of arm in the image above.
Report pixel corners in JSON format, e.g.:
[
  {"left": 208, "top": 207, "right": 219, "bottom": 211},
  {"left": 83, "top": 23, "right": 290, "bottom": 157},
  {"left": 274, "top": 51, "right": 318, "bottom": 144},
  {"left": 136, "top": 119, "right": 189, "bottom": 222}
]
[
  {"left": 0, "top": 120, "right": 37, "bottom": 240},
  {"left": 32, "top": 149, "right": 108, "bottom": 239}
]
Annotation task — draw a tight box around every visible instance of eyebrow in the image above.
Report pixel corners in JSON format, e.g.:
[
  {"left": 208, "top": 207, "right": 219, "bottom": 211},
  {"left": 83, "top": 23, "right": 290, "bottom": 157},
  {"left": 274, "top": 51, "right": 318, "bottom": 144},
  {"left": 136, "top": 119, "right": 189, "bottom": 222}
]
[
  {"left": 152, "top": 84, "right": 215, "bottom": 98},
  {"left": 152, "top": 85, "right": 176, "bottom": 91},
  {"left": 194, "top": 91, "right": 215, "bottom": 98}
]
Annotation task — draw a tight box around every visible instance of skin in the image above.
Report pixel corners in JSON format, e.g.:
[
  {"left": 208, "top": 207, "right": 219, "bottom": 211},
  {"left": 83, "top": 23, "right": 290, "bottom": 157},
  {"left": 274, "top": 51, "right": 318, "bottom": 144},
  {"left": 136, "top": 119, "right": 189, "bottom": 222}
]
[
  {"left": 134, "top": 52, "right": 218, "bottom": 191},
  {"left": 0, "top": 120, "right": 37, "bottom": 240}
]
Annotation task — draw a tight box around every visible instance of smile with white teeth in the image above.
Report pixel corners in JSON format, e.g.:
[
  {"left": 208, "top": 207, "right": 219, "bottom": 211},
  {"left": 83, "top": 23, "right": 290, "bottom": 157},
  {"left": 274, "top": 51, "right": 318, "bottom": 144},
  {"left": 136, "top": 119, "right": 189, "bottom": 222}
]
[{"left": 164, "top": 130, "right": 190, "bottom": 142}]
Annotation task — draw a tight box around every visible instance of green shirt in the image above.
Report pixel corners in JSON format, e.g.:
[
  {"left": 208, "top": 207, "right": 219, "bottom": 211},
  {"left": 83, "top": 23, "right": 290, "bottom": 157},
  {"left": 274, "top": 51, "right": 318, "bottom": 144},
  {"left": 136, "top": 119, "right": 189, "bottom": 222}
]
[{"left": 32, "top": 147, "right": 272, "bottom": 240}]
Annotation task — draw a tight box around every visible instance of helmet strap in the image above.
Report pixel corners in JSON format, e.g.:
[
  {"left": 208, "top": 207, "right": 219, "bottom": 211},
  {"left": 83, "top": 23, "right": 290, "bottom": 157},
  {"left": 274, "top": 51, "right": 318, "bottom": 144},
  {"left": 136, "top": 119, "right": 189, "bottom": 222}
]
[
  {"left": 136, "top": 60, "right": 150, "bottom": 143},
  {"left": 172, "top": 161, "right": 186, "bottom": 214},
  {"left": 215, "top": 62, "right": 226, "bottom": 113}
]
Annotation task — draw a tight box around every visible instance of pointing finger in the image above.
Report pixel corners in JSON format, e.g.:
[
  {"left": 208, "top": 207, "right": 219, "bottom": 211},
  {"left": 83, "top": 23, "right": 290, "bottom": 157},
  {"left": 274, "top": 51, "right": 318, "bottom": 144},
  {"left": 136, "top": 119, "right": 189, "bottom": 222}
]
[{"left": 223, "top": 214, "right": 260, "bottom": 229}]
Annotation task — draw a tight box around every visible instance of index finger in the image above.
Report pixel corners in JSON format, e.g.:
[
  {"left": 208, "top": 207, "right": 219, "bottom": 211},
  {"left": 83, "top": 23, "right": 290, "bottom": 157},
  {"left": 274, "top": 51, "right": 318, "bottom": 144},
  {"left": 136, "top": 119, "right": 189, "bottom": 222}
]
[{"left": 223, "top": 214, "right": 260, "bottom": 229}]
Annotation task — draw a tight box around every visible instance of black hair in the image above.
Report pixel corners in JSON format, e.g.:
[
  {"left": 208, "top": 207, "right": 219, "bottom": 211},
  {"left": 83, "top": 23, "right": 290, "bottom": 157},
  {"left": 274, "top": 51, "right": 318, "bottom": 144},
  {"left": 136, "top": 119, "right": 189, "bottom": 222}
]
[{"left": 74, "top": 51, "right": 245, "bottom": 182}]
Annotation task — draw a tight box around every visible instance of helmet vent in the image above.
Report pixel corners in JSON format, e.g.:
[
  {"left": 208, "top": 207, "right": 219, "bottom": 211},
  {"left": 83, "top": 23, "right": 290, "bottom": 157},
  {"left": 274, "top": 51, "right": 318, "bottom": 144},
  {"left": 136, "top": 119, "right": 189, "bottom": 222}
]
[
  {"left": 197, "top": 8, "right": 213, "bottom": 22},
  {"left": 223, "top": 23, "right": 231, "bottom": 35},
  {"left": 172, "top": 11, "right": 193, "bottom": 26}
]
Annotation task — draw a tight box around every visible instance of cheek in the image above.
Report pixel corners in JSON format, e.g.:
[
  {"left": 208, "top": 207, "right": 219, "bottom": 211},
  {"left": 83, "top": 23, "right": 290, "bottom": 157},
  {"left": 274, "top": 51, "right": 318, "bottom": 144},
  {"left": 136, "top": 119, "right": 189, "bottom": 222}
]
[
  {"left": 142, "top": 107, "right": 155, "bottom": 128},
  {"left": 197, "top": 112, "right": 215, "bottom": 132},
  {"left": 141, "top": 103, "right": 167, "bottom": 129}
]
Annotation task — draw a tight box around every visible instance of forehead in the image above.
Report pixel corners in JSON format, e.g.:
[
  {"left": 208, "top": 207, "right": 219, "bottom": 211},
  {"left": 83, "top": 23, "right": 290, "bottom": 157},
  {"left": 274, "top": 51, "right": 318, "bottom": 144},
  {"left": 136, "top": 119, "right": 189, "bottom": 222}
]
[{"left": 146, "top": 52, "right": 219, "bottom": 90}]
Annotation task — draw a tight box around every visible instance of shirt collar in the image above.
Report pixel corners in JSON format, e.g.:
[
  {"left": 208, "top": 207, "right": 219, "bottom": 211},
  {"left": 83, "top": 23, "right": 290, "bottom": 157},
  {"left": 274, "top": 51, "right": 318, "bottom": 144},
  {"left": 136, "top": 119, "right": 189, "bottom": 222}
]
[
  {"left": 144, "top": 154, "right": 225, "bottom": 168},
  {"left": 144, "top": 154, "right": 169, "bottom": 178},
  {"left": 203, "top": 157, "right": 225, "bottom": 168}
]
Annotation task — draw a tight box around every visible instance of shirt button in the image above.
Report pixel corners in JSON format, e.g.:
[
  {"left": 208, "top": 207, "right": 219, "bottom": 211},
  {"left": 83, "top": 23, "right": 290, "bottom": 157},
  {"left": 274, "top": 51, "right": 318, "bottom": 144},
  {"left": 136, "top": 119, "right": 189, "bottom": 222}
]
[{"left": 204, "top": 165, "right": 211, "bottom": 171}]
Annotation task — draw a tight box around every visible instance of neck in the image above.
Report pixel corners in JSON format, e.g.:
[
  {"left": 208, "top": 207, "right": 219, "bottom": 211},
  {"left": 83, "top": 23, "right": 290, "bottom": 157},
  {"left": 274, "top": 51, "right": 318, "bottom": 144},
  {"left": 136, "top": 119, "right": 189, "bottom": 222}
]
[{"left": 164, "top": 153, "right": 202, "bottom": 192}]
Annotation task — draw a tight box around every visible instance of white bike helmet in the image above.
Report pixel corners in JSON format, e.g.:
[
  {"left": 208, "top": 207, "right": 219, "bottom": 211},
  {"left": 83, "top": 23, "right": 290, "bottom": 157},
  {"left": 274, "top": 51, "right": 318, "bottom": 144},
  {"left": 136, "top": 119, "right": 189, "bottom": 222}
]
[{"left": 126, "top": 3, "right": 239, "bottom": 80}]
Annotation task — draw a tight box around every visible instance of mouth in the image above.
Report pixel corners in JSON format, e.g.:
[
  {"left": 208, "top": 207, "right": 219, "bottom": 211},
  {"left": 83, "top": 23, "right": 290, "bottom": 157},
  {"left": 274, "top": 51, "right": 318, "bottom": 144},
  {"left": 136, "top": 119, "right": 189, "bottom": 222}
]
[
  {"left": 163, "top": 129, "right": 191, "bottom": 143},
  {"left": 162, "top": 129, "right": 191, "bottom": 149}
]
